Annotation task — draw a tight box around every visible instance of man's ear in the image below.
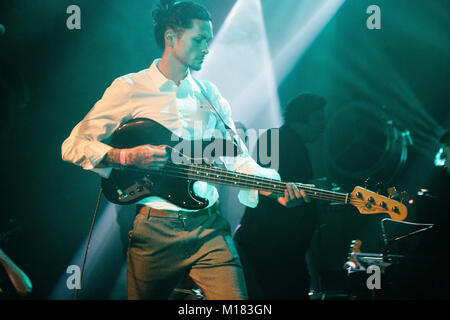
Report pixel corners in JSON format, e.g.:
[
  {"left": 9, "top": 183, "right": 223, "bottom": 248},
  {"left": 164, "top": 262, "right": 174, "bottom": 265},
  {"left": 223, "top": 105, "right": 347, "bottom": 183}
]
[{"left": 165, "top": 29, "right": 175, "bottom": 47}]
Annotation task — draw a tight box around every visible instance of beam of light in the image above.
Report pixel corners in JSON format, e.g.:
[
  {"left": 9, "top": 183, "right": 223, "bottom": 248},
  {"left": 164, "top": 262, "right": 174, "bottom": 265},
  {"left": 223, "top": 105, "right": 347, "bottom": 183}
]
[
  {"left": 382, "top": 0, "right": 450, "bottom": 58},
  {"left": 318, "top": 0, "right": 449, "bottom": 159},
  {"left": 198, "top": 0, "right": 346, "bottom": 130},
  {"left": 196, "top": 0, "right": 282, "bottom": 233},
  {"left": 197, "top": 0, "right": 282, "bottom": 132},
  {"left": 268, "top": 0, "right": 346, "bottom": 84},
  {"left": 322, "top": 29, "right": 443, "bottom": 156},
  {"left": 197, "top": 0, "right": 345, "bottom": 233},
  {"left": 49, "top": 203, "right": 131, "bottom": 299},
  {"left": 109, "top": 262, "right": 128, "bottom": 300}
]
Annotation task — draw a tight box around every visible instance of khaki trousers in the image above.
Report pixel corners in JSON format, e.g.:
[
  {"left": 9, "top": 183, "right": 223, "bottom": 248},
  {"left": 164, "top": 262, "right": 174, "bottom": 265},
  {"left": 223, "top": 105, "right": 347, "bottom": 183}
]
[{"left": 126, "top": 206, "right": 248, "bottom": 300}]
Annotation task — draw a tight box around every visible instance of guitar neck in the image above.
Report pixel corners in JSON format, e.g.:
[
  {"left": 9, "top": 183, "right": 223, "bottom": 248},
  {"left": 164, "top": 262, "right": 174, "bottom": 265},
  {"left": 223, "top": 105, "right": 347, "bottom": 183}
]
[{"left": 154, "top": 163, "right": 350, "bottom": 204}]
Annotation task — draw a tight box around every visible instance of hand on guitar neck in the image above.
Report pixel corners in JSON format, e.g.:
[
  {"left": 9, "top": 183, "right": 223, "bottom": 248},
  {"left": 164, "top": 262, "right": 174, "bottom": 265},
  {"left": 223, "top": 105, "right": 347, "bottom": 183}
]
[{"left": 260, "top": 183, "right": 311, "bottom": 208}]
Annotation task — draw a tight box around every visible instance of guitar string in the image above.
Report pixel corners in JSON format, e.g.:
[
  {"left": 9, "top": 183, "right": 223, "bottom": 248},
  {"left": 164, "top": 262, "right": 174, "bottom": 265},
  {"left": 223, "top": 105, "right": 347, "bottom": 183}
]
[
  {"left": 140, "top": 164, "right": 372, "bottom": 204},
  {"left": 139, "top": 168, "right": 401, "bottom": 211},
  {"left": 118, "top": 161, "right": 401, "bottom": 209},
  {"left": 148, "top": 170, "right": 351, "bottom": 203},
  {"left": 167, "top": 163, "right": 404, "bottom": 209},
  {"left": 141, "top": 162, "right": 349, "bottom": 201},
  {"left": 131, "top": 145, "right": 401, "bottom": 210},
  {"left": 119, "top": 166, "right": 402, "bottom": 213},
  {"left": 111, "top": 137, "right": 402, "bottom": 214},
  {"left": 125, "top": 164, "right": 349, "bottom": 203},
  {"left": 162, "top": 162, "right": 349, "bottom": 199},
  {"left": 163, "top": 145, "right": 349, "bottom": 196}
]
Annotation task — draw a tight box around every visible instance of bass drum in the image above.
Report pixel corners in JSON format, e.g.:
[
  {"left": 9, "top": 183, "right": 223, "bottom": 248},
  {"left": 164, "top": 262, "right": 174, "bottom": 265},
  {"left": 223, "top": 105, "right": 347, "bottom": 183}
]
[{"left": 324, "top": 102, "right": 409, "bottom": 188}]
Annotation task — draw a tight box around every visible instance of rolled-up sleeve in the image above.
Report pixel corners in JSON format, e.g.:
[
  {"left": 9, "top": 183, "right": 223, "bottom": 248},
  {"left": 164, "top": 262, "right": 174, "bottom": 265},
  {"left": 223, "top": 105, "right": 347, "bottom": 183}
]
[
  {"left": 61, "top": 78, "right": 133, "bottom": 178},
  {"left": 203, "top": 81, "right": 281, "bottom": 208}
]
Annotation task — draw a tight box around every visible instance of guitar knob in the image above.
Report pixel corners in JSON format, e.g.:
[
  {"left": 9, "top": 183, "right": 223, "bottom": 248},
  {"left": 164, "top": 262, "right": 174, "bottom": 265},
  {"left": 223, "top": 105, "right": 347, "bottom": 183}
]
[
  {"left": 356, "top": 192, "right": 363, "bottom": 199},
  {"left": 117, "top": 189, "right": 128, "bottom": 199},
  {"left": 365, "top": 203, "right": 372, "bottom": 209},
  {"left": 368, "top": 196, "right": 375, "bottom": 203}
]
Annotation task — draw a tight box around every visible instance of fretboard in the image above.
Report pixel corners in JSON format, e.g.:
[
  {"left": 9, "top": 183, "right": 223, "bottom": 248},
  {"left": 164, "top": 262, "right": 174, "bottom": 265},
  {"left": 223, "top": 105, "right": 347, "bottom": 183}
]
[{"left": 153, "top": 163, "right": 350, "bottom": 204}]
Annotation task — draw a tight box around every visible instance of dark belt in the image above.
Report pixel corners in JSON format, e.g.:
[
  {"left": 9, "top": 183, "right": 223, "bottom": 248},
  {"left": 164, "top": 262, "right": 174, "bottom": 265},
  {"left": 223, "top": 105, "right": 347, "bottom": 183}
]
[{"left": 137, "top": 203, "right": 216, "bottom": 219}]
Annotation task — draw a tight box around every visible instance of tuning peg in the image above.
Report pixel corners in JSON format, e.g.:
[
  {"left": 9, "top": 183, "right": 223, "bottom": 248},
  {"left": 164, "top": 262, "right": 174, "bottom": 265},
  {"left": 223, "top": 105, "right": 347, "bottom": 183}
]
[
  {"left": 387, "top": 187, "right": 397, "bottom": 198},
  {"left": 400, "top": 191, "right": 409, "bottom": 203},
  {"left": 364, "top": 177, "right": 371, "bottom": 189},
  {"left": 374, "top": 181, "right": 383, "bottom": 194}
]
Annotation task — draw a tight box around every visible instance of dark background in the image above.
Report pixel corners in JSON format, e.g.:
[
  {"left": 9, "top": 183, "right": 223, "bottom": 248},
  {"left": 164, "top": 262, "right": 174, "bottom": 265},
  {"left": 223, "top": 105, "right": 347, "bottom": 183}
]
[{"left": 0, "top": 0, "right": 448, "bottom": 299}]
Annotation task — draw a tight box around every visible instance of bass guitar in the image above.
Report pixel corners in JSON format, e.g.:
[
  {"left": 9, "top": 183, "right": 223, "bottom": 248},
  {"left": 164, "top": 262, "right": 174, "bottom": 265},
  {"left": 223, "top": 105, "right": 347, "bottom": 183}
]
[{"left": 101, "top": 118, "right": 407, "bottom": 221}]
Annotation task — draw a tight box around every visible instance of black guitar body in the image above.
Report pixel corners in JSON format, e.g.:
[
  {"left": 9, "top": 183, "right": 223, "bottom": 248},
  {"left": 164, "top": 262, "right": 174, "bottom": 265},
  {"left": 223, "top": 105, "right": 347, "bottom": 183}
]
[{"left": 101, "top": 118, "right": 239, "bottom": 209}]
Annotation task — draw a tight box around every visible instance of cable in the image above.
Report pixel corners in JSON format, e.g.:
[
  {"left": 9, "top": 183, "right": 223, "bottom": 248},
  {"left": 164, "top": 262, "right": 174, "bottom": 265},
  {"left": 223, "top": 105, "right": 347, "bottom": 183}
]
[{"left": 74, "top": 188, "right": 103, "bottom": 300}]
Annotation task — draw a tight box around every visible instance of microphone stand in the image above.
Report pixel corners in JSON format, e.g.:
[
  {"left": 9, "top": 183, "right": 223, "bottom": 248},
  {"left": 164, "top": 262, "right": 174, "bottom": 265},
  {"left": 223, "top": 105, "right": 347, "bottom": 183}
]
[{"left": 380, "top": 218, "right": 434, "bottom": 262}]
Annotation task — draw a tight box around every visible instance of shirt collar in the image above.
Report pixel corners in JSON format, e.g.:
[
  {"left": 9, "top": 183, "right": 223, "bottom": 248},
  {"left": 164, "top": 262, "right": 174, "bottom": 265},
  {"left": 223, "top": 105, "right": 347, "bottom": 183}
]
[{"left": 148, "top": 58, "right": 195, "bottom": 90}]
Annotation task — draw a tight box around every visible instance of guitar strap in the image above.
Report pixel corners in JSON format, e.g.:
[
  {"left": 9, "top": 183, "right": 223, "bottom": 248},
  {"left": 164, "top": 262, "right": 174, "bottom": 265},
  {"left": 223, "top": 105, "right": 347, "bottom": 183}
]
[{"left": 193, "top": 78, "right": 243, "bottom": 156}]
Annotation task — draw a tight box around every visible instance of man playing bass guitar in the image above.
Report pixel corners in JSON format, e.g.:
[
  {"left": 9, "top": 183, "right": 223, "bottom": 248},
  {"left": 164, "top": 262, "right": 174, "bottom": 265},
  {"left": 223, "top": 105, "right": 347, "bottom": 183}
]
[{"left": 62, "top": 0, "right": 308, "bottom": 300}]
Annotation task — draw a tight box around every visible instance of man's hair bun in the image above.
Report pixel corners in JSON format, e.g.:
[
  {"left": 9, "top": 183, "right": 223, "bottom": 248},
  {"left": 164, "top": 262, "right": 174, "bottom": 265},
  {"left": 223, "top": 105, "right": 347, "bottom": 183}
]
[
  {"left": 151, "top": 1, "right": 212, "bottom": 50},
  {"left": 152, "top": 0, "right": 176, "bottom": 25}
]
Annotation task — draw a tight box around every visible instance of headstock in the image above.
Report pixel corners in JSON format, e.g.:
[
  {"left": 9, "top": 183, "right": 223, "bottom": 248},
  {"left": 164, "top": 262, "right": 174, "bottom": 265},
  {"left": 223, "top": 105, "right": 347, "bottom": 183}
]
[{"left": 350, "top": 186, "right": 407, "bottom": 221}]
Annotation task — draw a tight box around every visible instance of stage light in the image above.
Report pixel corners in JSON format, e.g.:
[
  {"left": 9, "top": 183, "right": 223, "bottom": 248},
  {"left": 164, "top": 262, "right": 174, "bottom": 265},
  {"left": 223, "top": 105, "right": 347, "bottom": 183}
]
[{"left": 434, "top": 147, "right": 446, "bottom": 167}]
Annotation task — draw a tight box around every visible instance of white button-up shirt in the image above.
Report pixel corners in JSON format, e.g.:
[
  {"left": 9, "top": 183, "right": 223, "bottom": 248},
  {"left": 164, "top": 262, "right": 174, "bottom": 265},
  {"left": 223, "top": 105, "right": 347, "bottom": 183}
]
[{"left": 62, "top": 59, "right": 280, "bottom": 211}]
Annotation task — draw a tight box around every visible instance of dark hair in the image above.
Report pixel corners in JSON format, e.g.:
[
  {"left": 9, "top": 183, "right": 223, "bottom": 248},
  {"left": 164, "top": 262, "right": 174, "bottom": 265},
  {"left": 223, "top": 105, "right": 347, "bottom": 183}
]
[
  {"left": 283, "top": 93, "right": 326, "bottom": 124},
  {"left": 440, "top": 129, "right": 450, "bottom": 146},
  {"left": 152, "top": 0, "right": 212, "bottom": 50}
]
